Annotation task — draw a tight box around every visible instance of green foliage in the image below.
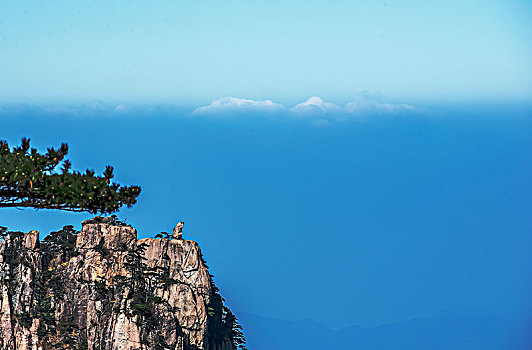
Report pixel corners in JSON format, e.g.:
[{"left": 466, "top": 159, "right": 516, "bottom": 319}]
[
  {"left": 0, "top": 225, "right": 7, "bottom": 238},
  {"left": 206, "top": 293, "right": 247, "bottom": 350},
  {"left": 83, "top": 215, "right": 131, "bottom": 227},
  {"left": 203, "top": 252, "right": 247, "bottom": 350},
  {"left": 41, "top": 225, "right": 80, "bottom": 263},
  {"left": 225, "top": 308, "right": 247, "bottom": 350},
  {"left": 94, "top": 238, "right": 111, "bottom": 258},
  {"left": 0, "top": 230, "right": 25, "bottom": 269},
  {"left": 121, "top": 242, "right": 174, "bottom": 348},
  {"left": 17, "top": 311, "right": 33, "bottom": 329},
  {"left": 0, "top": 227, "right": 68, "bottom": 346},
  {"left": 35, "top": 226, "right": 83, "bottom": 349},
  {"left": 0, "top": 138, "right": 141, "bottom": 214},
  {"left": 53, "top": 315, "right": 78, "bottom": 348}
]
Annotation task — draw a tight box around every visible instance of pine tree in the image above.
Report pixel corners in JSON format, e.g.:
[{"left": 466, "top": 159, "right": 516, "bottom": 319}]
[{"left": 0, "top": 138, "right": 141, "bottom": 214}]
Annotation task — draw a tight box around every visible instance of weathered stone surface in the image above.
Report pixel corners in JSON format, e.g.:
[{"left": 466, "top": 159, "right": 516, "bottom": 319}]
[
  {"left": 0, "top": 230, "right": 41, "bottom": 350},
  {"left": 0, "top": 220, "right": 241, "bottom": 350}
]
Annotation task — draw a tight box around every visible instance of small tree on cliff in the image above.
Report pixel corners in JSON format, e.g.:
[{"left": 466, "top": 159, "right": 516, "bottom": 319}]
[{"left": 0, "top": 138, "right": 141, "bottom": 214}]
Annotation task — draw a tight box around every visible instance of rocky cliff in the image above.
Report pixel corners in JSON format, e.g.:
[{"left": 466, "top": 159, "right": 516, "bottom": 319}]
[{"left": 0, "top": 217, "right": 245, "bottom": 350}]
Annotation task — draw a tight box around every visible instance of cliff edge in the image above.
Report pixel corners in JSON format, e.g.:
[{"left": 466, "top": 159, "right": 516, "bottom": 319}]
[{"left": 0, "top": 218, "right": 245, "bottom": 350}]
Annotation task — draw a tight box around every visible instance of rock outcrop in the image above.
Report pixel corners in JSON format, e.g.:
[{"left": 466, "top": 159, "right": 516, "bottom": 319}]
[{"left": 0, "top": 218, "right": 244, "bottom": 350}]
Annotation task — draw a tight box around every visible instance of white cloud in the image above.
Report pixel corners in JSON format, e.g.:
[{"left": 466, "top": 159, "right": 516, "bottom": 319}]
[
  {"left": 290, "top": 96, "right": 342, "bottom": 114},
  {"left": 192, "top": 94, "right": 419, "bottom": 122},
  {"left": 343, "top": 92, "right": 416, "bottom": 115},
  {"left": 115, "top": 104, "right": 129, "bottom": 112},
  {"left": 193, "top": 97, "right": 284, "bottom": 114},
  {"left": 344, "top": 101, "right": 416, "bottom": 114},
  {"left": 87, "top": 100, "right": 107, "bottom": 110}
]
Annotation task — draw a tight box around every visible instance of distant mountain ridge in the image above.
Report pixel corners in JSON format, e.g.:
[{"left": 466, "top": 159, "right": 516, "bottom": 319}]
[{"left": 239, "top": 310, "right": 531, "bottom": 350}]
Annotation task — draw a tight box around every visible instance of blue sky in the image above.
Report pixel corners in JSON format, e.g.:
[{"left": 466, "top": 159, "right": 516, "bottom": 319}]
[
  {"left": 1, "top": 1, "right": 532, "bottom": 347},
  {"left": 1, "top": 0, "right": 531, "bottom": 104}
]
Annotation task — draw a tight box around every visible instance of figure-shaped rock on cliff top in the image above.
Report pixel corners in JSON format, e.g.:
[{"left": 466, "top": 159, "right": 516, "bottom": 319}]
[{"left": 173, "top": 221, "right": 184, "bottom": 239}]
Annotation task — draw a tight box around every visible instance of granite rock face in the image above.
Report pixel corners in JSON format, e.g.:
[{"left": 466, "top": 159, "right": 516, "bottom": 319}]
[{"left": 0, "top": 219, "right": 242, "bottom": 350}]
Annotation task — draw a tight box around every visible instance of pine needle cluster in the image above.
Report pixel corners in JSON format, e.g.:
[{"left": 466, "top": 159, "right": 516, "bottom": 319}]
[{"left": 0, "top": 138, "right": 141, "bottom": 214}]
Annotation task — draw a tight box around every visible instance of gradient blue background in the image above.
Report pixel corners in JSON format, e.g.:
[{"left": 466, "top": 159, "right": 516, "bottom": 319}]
[
  {"left": 1, "top": 0, "right": 531, "bottom": 104},
  {"left": 1, "top": 0, "right": 532, "bottom": 348}
]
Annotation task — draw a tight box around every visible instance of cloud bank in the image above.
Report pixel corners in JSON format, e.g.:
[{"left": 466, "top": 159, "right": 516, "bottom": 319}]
[
  {"left": 291, "top": 97, "right": 342, "bottom": 114},
  {"left": 194, "top": 93, "right": 417, "bottom": 121},
  {"left": 193, "top": 97, "right": 284, "bottom": 114},
  {"left": 343, "top": 92, "right": 416, "bottom": 114},
  {"left": 0, "top": 93, "right": 418, "bottom": 123}
]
